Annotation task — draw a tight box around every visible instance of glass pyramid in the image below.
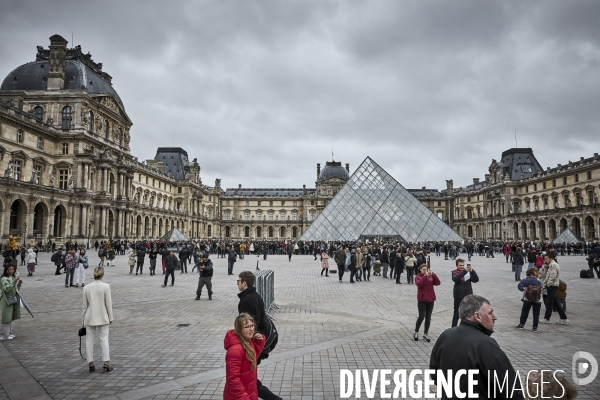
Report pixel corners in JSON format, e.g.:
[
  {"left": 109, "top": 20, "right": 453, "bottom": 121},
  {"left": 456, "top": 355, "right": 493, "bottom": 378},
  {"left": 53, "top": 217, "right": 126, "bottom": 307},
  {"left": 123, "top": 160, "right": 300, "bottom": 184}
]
[
  {"left": 300, "top": 157, "right": 463, "bottom": 243},
  {"left": 160, "top": 228, "right": 190, "bottom": 242},
  {"left": 552, "top": 228, "right": 580, "bottom": 244}
]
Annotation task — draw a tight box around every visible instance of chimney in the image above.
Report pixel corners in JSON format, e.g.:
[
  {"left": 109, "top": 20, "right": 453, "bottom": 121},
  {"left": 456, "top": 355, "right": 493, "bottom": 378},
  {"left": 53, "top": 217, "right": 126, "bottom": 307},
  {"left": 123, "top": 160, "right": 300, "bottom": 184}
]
[
  {"left": 345, "top": 163, "right": 350, "bottom": 172},
  {"left": 473, "top": 178, "right": 479, "bottom": 184},
  {"left": 317, "top": 163, "right": 321, "bottom": 178},
  {"left": 422, "top": 186, "right": 426, "bottom": 190},
  {"left": 238, "top": 184, "right": 242, "bottom": 189},
  {"left": 47, "top": 34, "right": 68, "bottom": 90}
]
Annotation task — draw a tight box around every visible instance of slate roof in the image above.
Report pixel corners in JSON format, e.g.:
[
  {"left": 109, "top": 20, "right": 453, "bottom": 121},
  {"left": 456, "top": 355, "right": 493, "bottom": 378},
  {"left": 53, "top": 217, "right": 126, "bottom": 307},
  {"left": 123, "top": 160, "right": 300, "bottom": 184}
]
[
  {"left": 498, "top": 148, "right": 544, "bottom": 181},
  {"left": 223, "top": 188, "right": 315, "bottom": 197},
  {"left": 154, "top": 148, "right": 191, "bottom": 180}
]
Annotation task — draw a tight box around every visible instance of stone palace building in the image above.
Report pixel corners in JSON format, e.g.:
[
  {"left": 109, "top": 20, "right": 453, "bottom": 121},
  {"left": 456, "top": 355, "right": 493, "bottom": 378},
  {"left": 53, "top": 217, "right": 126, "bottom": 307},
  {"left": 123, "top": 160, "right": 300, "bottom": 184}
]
[{"left": 1, "top": 35, "right": 598, "bottom": 245}]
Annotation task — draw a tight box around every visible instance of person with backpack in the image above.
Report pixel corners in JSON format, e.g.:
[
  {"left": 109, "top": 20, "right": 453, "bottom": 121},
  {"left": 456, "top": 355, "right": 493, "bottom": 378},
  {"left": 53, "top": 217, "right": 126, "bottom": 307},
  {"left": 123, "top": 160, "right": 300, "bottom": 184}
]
[
  {"left": 333, "top": 247, "right": 346, "bottom": 282},
  {"left": 405, "top": 252, "right": 417, "bottom": 284},
  {"left": 515, "top": 267, "right": 543, "bottom": 332},
  {"left": 97, "top": 247, "right": 106, "bottom": 267},
  {"left": 51, "top": 248, "right": 64, "bottom": 275}
]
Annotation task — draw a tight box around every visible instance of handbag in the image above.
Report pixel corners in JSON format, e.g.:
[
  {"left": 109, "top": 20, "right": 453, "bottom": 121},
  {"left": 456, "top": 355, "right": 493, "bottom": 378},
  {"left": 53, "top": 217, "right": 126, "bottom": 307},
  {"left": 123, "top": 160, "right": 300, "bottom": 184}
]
[
  {"left": 78, "top": 325, "right": 87, "bottom": 360},
  {"left": 1, "top": 292, "right": 18, "bottom": 305}
]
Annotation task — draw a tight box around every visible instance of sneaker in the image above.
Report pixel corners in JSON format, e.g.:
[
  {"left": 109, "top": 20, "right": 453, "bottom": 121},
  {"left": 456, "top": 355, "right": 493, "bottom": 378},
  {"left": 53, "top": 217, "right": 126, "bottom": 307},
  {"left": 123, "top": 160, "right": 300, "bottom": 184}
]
[
  {"left": 161, "top": 285, "right": 166, "bottom": 287},
  {"left": 422, "top": 334, "right": 431, "bottom": 342},
  {"left": 514, "top": 324, "right": 524, "bottom": 330},
  {"left": 82, "top": 283, "right": 85, "bottom": 287},
  {"left": 557, "top": 319, "right": 569, "bottom": 325},
  {"left": 75, "top": 284, "right": 79, "bottom": 288},
  {"left": 532, "top": 327, "right": 538, "bottom": 333},
  {"left": 413, "top": 332, "right": 419, "bottom": 341},
  {"left": 539, "top": 318, "right": 550, "bottom": 324},
  {"left": 8, "top": 334, "right": 15, "bottom": 339},
  {"left": 195, "top": 295, "right": 200, "bottom": 300},
  {"left": 0, "top": 336, "right": 13, "bottom": 341}
]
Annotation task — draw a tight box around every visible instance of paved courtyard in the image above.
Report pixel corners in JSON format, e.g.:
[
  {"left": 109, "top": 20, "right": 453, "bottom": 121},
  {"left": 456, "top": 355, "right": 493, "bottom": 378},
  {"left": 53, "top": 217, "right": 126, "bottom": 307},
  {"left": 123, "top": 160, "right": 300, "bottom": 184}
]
[{"left": 0, "top": 248, "right": 599, "bottom": 399}]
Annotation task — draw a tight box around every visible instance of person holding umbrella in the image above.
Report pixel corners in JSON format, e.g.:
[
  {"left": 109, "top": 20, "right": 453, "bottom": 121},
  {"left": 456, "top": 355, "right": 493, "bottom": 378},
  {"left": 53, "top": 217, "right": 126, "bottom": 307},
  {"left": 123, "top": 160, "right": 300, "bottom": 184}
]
[{"left": 1, "top": 264, "right": 22, "bottom": 340}]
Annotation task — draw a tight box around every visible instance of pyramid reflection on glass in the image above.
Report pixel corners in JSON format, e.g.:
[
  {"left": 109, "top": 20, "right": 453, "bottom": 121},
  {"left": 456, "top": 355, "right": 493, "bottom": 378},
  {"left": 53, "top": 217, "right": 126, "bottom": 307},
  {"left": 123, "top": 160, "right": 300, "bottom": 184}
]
[{"left": 300, "top": 157, "right": 463, "bottom": 243}]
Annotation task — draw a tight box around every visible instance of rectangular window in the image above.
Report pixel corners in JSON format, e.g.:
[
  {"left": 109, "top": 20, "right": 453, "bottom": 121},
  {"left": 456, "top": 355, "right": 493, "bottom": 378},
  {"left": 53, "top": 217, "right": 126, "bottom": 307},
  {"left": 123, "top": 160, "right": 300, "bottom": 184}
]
[
  {"left": 177, "top": 187, "right": 182, "bottom": 194},
  {"left": 309, "top": 211, "right": 315, "bottom": 221},
  {"left": 209, "top": 196, "right": 212, "bottom": 201},
  {"left": 552, "top": 179, "right": 556, "bottom": 188},
  {"left": 563, "top": 176, "right": 567, "bottom": 185},
  {"left": 521, "top": 164, "right": 532, "bottom": 173},
  {"left": 59, "top": 169, "right": 69, "bottom": 189},
  {"left": 269, "top": 201, "right": 273, "bottom": 206},
  {"left": 268, "top": 212, "right": 273, "bottom": 221},
  {"left": 61, "top": 143, "right": 69, "bottom": 154},
  {"left": 280, "top": 211, "right": 285, "bottom": 220},
  {"left": 467, "top": 197, "right": 471, "bottom": 202},
  {"left": 588, "top": 171, "right": 592, "bottom": 180},
  {"left": 138, "top": 174, "right": 141, "bottom": 182},
  {"left": 245, "top": 211, "right": 250, "bottom": 221},
  {"left": 35, "top": 137, "right": 43, "bottom": 150},
  {"left": 257, "top": 212, "right": 262, "bottom": 220},
  {"left": 513, "top": 187, "right": 518, "bottom": 194},
  {"left": 281, "top": 201, "right": 285, "bottom": 206},
  {"left": 543, "top": 182, "right": 546, "bottom": 189},
  {"left": 245, "top": 201, "right": 250, "bottom": 206},
  {"left": 526, "top": 186, "right": 529, "bottom": 193},
  {"left": 533, "top": 184, "right": 537, "bottom": 191},
  {"left": 207, "top": 209, "right": 212, "bottom": 218},
  {"left": 437, "top": 201, "right": 441, "bottom": 206},
  {"left": 467, "top": 209, "right": 472, "bottom": 219},
  {"left": 575, "top": 174, "right": 579, "bottom": 183},
  {"left": 153, "top": 179, "right": 155, "bottom": 186},
  {"left": 258, "top": 201, "right": 261, "bottom": 206},
  {"left": 292, "top": 211, "right": 297, "bottom": 221},
  {"left": 467, "top": 226, "right": 473, "bottom": 237},
  {"left": 293, "top": 201, "right": 297, "bottom": 206},
  {"left": 225, "top": 210, "right": 231, "bottom": 220},
  {"left": 226, "top": 200, "right": 230, "bottom": 206},
  {"left": 13, "top": 160, "right": 22, "bottom": 180},
  {"left": 16, "top": 130, "right": 23, "bottom": 143}
]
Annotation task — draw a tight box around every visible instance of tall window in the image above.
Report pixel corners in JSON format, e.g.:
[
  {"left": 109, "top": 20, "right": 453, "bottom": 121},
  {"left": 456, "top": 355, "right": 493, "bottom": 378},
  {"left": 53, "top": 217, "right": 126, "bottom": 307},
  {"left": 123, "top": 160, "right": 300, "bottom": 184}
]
[
  {"left": 207, "top": 209, "right": 212, "bottom": 218},
  {"left": 118, "top": 128, "right": 123, "bottom": 146},
  {"left": 37, "top": 137, "right": 44, "bottom": 150},
  {"left": 563, "top": 176, "right": 567, "bottom": 185},
  {"left": 245, "top": 201, "right": 250, "bottom": 206},
  {"left": 588, "top": 171, "right": 592, "bottom": 180},
  {"left": 257, "top": 201, "right": 261, "bottom": 206},
  {"left": 467, "top": 209, "right": 472, "bottom": 219},
  {"left": 257, "top": 211, "right": 262, "bottom": 220},
  {"left": 468, "top": 226, "right": 473, "bottom": 237},
  {"left": 269, "top": 212, "right": 274, "bottom": 221},
  {"left": 62, "top": 143, "right": 69, "bottom": 154},
  {"left": 245, "top": 211, "right": 250, "bottom": 221},
  {"left": 16, "top": 130, "right": 23, "bottom": 143},
  {"left": 292, "top": 211, "right": 297, "bottom": 221},
  {"left": 33, "top": 165, "right": 42, "bottom": 184},
  {"left": 225, "top": 210, "right": 231, "bottom": 220},
  {"left": 293, "top": 201, "right": 297, "bottom": 206},
  {"left": 280, "top": 211, "right": 285, "bottom": 220},
  {"left": 33, "top": 106, "right": 44, "bottom": 121},
  {"left": 269, "top": 201, "right": 273, "bottom": 206},
  {"left": 13, "top": 160, "right": 22, "bottom": 180},
  {"left": 88, "top": 111, "right": 94, "bottom": 132},
  {"left": 207, "top": 225, "right": 211, "bottom": 236},
  {"left": 281, "top": 201, "right": 285, "bottom": 206},
  {"left": 61, "top": 106, "right": 72, "bottom": 129},
  {"left": 309, "top": 211, "right": 315, "bottom": 221},
  {"left": 104, "top": 120, "right": 109, "bottom": 139},
  {"left": 59, "top": 169, "right": 69, "bottom": 190},
  {"left": 575, "top": 174, "right": 579, "bottom": 183}
]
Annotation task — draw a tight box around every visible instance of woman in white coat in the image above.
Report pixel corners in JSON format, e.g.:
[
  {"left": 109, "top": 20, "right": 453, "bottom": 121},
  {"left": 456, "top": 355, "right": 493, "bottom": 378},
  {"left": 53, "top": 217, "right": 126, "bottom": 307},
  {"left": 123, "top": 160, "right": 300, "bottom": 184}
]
[
  {"left": 82, "top": 267, "right": 113, "bottom": 372},
  {"left": 25, "top": 248, "right": 37, "bottom": 276}
]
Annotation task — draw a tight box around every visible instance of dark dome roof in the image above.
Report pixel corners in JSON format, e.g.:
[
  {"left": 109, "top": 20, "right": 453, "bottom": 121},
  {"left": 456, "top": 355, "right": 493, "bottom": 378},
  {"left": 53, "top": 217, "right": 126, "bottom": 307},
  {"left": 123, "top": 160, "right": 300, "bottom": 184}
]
[
  {"left": 1, "top": 60, "right": 124, "bottom": 108},
  {"left": 319, "top": 161, "right": 350, "bottom": 180}
]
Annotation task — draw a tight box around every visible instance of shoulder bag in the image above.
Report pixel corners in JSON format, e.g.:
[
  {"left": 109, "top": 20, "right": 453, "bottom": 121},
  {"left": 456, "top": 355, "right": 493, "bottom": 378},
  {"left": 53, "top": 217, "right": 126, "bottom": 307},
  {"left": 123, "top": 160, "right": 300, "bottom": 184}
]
[{"left": 78, "top": 325, "right": 87, "bottom": 360}]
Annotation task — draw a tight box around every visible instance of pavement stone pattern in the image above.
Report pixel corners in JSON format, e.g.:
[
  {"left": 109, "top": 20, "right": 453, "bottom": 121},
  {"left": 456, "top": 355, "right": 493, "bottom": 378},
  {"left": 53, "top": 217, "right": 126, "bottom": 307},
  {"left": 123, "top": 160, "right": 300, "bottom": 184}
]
[{"left": 0, "top": 249, "right": 598, "bottom": 399}]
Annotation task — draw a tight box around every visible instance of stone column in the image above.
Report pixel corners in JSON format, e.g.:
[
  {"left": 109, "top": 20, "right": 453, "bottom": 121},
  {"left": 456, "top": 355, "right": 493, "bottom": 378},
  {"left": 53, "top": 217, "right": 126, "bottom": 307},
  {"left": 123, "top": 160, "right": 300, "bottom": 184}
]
[
  {"left": 81, "top": 204, "right": 88, "bottom": 237},
  {"left": 118, "top": 173, "right": 124, "bottom": 197},
  {"left": 100, "top": 207, "right": 107, "bottom": 237},
  {"left": 2, "top": 204, "right": 11, "bottom": 236},
  {"left": 83, "top": 164, "right": 89, "bottom": 189}
]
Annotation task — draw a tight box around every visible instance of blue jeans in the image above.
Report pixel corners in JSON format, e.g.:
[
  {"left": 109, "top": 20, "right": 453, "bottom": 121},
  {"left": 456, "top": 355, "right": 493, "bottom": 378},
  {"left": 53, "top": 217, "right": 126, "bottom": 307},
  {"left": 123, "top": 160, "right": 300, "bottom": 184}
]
[
  {"left": 65, "top": 267, "right": 74, "bottom": 286},
  {"left": 515, "top": 264, "right": 523, "bottom": 281},
  {"left": 228, "top": 260, "right": 235, "bottom": 274},
  {"left": 180, "top": 258, "right": 187, "bottom": 273},
  {"left": 544, "top": 286, "right": 567, "bottom": 320}
]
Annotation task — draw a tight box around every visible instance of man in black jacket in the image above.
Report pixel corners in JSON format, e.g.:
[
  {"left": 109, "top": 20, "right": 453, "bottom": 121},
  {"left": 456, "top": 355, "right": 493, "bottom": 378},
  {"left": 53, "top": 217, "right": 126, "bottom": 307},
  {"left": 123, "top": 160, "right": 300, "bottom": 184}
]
[
  {"left": 136, "top": 247, "right": 147, "bottom": 275},
  {"left": 179, "top": 245, "right": 189, "bottom": 273},
  {"left": 237, "top": 271, "right": 281, "bottom": 400},
  {"left": 430, "top": 295, "right": 523, "bottom": 399},
  {"left": 195, "top": 254, "right": 213, "bottom": 300},
  {"left": 227, "top": 246, "right": 237, "bottom": 275},
  {"left": 451, "top": 258, "right": 479, "bottom": 327},
  {"left": 161, "top": 250, "right": 178, "bottom": 287}
]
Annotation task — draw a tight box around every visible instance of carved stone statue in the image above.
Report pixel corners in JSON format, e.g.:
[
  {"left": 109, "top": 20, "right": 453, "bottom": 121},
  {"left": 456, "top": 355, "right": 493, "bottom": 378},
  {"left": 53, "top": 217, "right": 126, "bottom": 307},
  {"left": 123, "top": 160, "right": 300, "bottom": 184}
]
[
  {"left": 49, "top": 174, "right": 55, "bottom": 187},
  {"left": 46, "top": 117, "right": 53, "bottom": 125},
  {"left": 445, "top": 179, "right": 453, "bottom": 189},
  {"left": 507, "top": 204, "right": 512, "bottom": 214},
  {"left": 534, "top": 202, "right": 539, "bottom": 211},
  {"left": 566, "top": 197, "right": 572, "bottom": 207},
  {"left": 30, "top": 168, "right": 39, "bottom": 184},
  {"left": 68, "top": 176, "right": 75, "bottom": 189},
  {"left": 3, "top": 161, "right": 13, "bottom": 178},
  {"left": 594, "top": 193, "right": 599, "bottom": 205}
]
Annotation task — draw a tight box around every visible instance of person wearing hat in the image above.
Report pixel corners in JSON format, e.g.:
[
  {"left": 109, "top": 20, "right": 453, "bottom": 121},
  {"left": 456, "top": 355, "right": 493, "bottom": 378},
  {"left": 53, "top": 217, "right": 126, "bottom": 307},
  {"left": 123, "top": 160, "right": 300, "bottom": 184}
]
[{"left": 195, "top": 253, "right": 213, "bottom": 300}]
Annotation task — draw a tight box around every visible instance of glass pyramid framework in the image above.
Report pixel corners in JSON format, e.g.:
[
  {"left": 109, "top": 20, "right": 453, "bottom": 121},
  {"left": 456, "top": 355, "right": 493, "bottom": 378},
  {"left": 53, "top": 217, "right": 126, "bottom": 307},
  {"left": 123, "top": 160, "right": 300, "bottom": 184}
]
[
  {"left": 552, "top": 228, "right": 580, "bottom": 244},
  {"left": 300, "top": 157, "right": 463, "bottom": 243},
  {"left": 160, "top": 228, "right": 190, "bottom": 243}
]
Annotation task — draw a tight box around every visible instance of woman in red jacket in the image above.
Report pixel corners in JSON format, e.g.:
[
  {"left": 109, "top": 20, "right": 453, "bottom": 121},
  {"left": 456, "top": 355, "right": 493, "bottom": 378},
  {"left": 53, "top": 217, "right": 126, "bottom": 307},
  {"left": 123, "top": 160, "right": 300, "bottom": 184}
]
[
  {"left": 224, "top": 313, "right": 265, "bottom": 400},
  {"left": 414, "top": 264, "right": 441, "bottom": 342}
]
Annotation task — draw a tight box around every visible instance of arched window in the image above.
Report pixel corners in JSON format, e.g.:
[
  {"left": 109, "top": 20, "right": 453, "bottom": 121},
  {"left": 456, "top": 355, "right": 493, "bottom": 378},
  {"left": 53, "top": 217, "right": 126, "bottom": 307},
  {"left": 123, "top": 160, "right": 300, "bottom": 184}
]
[
  {"left": 88, "top": 111, "right": 94, "bottom": 132},
  {"left": 104, "top": 120, "right": 110, "bottom": 139},
  {"left": 33, "top": 106, "right": 44, "bottom": 121},
  {"left": 61, "top": 106, "right": 72, "bottom": 129},
  {"left": 207, "top": 225, "right": 212, "bottom": 237}
]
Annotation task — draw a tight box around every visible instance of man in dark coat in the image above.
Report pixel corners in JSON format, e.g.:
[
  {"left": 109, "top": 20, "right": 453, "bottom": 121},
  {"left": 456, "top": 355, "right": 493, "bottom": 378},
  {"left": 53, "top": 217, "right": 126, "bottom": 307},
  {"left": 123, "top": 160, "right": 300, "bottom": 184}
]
[
  {"left": 430, "top": 295, "right": 523, "bottom": 399},
  {"left": 179, "top": 245, "right": 189, "bottom": 273},
  {"left": 237, "top": 271, "right": 281, "bottom": 400},
  {"left": 161, "top": 250, "right": 178, "bottom": 287},
  {"left": 136, "top": 247, "right": 147, "bottom": 275},
  {"left": 195, "top": 254, "right": 213, "bottom": 300},
  {"left": 227, "top": 246, "right": 237, "bottom": 275},
  {"left": 451, "top": 258, "right": 479, "bottom": 327}
]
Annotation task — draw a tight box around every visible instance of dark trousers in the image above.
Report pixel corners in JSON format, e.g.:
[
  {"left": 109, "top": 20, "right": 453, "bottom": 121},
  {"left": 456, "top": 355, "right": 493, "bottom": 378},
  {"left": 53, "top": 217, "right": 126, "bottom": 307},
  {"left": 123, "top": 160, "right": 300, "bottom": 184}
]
[
  {"left": 416, "top": 301, "right": 434, "bottom": 333},
  {"left": 64, "top": 267, "right": 74, "bottom": 286},
  {"left": 452, "top": 297, "right": 463, "bottom": 327},
  {"left": 257, "top": 379, "right": 280, "bottom": 400},
  {"left": 337, "top": 264, "right": 345, "bottom": 280},
  {"left": 364, "top": 266, "right": 371, "bottom": 280},
  {"left": 149, "top": 259, "right": 156, "bottom": 274},
  {"left": 406, "top": 267, "right": 414, "bottom": 283},
  {"left": 520, "top": 302, "right": 541, "bottom": 328},
  {"left": 395, "top": 269, "right": 402, "bottom": 283},
  {"left": 349, "top": 266, "right": 357, "bottom": 282},
  {"left": 55, "top": 264, "right": 63, "bottom": 275},
  {"left": 180, "top": 258, "right": 187, "bottom": 273},
  {"left": 264, "top": 253, "right": 267, "bottom": 260},
  {"left": 321, "top": 268, "right": 328, "bottom": 276},
  {"left": 544, "top": 286, "right": 567, "bottom": 320},
  {"left": 228, "top": 260, "right": 235, "bottom": 274},
  {"left": 163, "top": 269, "right": 175, "bottom": 285},
  {"left": 196, "top": 277, "right": 212, "bottom": 296},
  {"left": 136, "top": 260, "right": 144, "bottom": 274},
  {"left": 288, "top": 253, "right": 292, "bottom": 261}
]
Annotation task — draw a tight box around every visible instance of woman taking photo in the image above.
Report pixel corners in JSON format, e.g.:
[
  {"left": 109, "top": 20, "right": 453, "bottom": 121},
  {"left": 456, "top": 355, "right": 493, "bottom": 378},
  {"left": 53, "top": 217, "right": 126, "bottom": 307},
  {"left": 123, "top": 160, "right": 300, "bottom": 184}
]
[
  {"left": 414, "top": 264, "right": 440, "bottom": 342},
  {"left": 75, "top": 248, "right": 89, "bottom": 288},
  {"left": 224, "top": 313, "right": 265, "bottom": 400},
  {"left": 1, "top": 264, "right": 22, "bottom": 340},
  {"left": 82, "top": 267, "right": 113, "bottom": 372}
]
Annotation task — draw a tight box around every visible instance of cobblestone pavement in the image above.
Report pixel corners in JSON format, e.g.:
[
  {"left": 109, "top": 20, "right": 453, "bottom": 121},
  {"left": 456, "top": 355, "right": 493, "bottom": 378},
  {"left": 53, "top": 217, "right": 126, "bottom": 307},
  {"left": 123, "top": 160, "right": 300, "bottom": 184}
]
[{"left": 0, "top": 249, "right": 599, "bottom": 399}]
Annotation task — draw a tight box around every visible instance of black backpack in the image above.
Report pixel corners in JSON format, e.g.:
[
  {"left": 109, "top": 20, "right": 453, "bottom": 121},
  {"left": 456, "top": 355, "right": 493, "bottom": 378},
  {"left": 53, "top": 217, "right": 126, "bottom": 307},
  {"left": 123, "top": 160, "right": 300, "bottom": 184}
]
[
  {"left": 260, "top": 316, "right": 278, "bottom": 359},
  {"left": 580, "top": 269, "right": 593, "bottom": 279},
  {"left": 416, "top": 253, "right": 426, "bottom": 266},
  {"left": 51, "top": 252, "right": 59, "bottom": 263}
]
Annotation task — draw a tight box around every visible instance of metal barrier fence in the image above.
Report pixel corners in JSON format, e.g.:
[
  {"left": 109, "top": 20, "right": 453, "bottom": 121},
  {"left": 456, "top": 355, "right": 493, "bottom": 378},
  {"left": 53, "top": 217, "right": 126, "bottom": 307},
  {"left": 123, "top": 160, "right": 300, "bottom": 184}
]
[{"left": 253, "top": 269, "right": 279, "bottom": 320}]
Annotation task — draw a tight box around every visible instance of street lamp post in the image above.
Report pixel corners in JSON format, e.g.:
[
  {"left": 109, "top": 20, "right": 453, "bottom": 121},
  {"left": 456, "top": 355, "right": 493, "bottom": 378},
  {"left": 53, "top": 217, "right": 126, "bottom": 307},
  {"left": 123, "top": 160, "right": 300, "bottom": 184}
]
[
  {"left": 23, "top": 223, "right": 27, "bottom": 246},
  {"left": 70, "top": 224, "right": 73, "bottom": 244},
  {"left": 87, "top": 223, "right": 91, "bottom": 249},
  {"left": 251, "top": 216, "right": 254, "bottom": 240},
  {"left": 48, "top": 223, "right": 52, "bottom": 252},
  {"left": 287, "top": 216, "right": 290, "bottom": 241}
]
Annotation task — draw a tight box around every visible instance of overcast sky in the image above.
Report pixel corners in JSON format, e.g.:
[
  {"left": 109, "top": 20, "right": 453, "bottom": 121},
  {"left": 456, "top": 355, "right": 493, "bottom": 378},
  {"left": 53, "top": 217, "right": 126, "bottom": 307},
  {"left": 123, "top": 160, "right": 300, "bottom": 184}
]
[{"left": 2, "top": 1, "right": 599, "bottom": 191}]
